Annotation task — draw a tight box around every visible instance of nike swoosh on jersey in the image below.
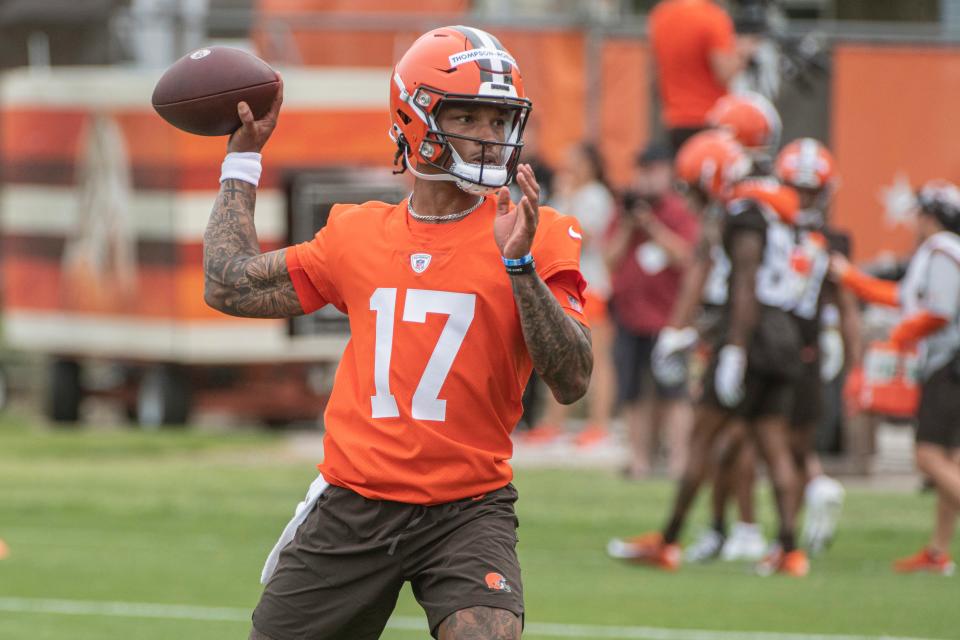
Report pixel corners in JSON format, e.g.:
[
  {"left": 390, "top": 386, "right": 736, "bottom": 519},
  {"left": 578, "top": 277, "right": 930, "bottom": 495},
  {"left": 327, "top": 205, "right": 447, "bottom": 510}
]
[{"left": 568, "top": 226, "right": 582, "bottom": 240}]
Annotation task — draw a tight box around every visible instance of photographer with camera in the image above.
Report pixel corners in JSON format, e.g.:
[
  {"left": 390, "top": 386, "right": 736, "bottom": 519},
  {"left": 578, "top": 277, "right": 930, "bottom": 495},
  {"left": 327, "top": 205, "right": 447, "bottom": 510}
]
[{"left": 606, "top": 146, "right": 700, "bottom": 478}]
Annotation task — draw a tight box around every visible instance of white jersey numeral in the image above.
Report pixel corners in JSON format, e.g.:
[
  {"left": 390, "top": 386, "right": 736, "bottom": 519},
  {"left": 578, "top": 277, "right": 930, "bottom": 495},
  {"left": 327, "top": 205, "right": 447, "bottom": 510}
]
[
  {"left": 792, "top": 234, "right": 831, "bottom": 320},
  {"left": 755, "top": 219, "right": 795, "bottom": 310},
  {"left": 370, "top": 287, "right": 400, "bottom": 418},
  {"left": 369, "top": 288, "right": 477, "bottom": 422}
]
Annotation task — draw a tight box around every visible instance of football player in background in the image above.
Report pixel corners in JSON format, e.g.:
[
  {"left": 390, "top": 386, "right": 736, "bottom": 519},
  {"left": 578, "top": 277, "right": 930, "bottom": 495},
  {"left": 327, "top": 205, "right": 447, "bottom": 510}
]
[
  {"left": 776, "top": 138, "right": 861, "bottom": 554},
  {"left": 202, "top": 26, "right": 593, "bottom": 640},
  {"left": 832, "top": 181, "right": 960, "bottom": 576},
  {"left": 662, "top": 93, "right": 783, "bottom": 563},
  {"left": 706, "top": 90, "right": 781, "bottom": 172},
  {"left": 608, "top": 130, "right": 809, "bottom": 577},
  {"left": 699, "top": 139, "right": 862, "bottom": 561}
]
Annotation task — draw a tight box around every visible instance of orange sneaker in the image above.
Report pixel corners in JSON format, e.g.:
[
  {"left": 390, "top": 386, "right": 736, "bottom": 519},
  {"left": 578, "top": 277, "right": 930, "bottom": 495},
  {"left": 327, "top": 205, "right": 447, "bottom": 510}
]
[
  {"left": 573, "top": 424, "right": 609, "bottom": 448},
  {"left": 0, "top": 539, "right": 8, "bottom": 560},
  {"left": 756, "top": 546, "right": 809, "bottom": 577},
  {"left": 606, "top": 532, "right": 681, "bottom": 571},
  {"left": 518, "top": 424, "right": 562, "bottom": 445},
  {"left": 893, "top": 547, "right": 955, "bottom": 576},
  {"left": 780, "top": 550, "right": 810, "bottom": 577}
]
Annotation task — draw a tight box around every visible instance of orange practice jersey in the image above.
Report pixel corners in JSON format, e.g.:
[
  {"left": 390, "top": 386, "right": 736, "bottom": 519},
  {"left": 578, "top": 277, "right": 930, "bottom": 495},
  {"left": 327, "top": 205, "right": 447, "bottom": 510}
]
[
  {"left": 650, "top": 0, "right": 736, "bottom": 128},
  {"left": 287, "top": 197, "right": 587, "bottom": 504}
]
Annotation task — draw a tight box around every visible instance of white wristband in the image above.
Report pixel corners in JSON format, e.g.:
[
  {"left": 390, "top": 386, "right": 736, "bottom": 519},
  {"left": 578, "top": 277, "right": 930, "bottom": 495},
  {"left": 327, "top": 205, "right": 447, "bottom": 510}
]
[{"left": 220, "top": 152, "right": 262, "bottom": 187}]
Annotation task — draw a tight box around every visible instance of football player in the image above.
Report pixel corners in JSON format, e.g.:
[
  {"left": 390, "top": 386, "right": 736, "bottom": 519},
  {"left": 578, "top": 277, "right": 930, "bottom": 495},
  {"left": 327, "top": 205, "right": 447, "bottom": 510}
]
[
  {"left": 203, "top": 26, "right": 593, "bottom": 640},
  {"left": 704, "top": 139, "right": 862, "bottom": 560},
  {"left": 832, "top": 180, "right": 960, "bottom": 576},
  {"left": 662, "top": 93, "right": 783, "bottom": 563},
  {"left": 608, "top": 130, "right": 809, "bottom": 576},
  {"left": 776, "top": 138, "right": 861, "bottom": 554},
  {"left": 706, "top": 90, "right": 781, "bottom": 172}
]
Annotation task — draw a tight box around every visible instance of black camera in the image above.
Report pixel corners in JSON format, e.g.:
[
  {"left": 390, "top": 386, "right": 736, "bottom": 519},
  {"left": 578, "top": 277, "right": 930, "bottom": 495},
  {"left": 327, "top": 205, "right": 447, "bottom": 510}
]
[{"left": 622, "top": 190, "right": 660, "bottom": 214}]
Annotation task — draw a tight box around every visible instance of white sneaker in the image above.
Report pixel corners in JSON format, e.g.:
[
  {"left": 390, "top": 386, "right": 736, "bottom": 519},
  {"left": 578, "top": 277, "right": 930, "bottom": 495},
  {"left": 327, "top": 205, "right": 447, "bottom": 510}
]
[
  {"left": 802, "top": 475, "right": 845, "bottom": 555},
  {"left": 721, "top": 522, "right": 768, "bottom": 561},
  {"left": 684, "top": 529, "right": 725, "bottom": 563}
]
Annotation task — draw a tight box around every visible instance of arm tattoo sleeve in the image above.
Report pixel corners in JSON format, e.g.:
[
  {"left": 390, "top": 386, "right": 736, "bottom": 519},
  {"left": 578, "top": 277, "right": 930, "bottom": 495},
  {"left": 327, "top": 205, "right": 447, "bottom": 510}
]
[
  {"left": 203, "top": 179, "right": 304, "bottom": 318},
  {"left": 511, "top": 273, "right": 593, "bottom": 404}
]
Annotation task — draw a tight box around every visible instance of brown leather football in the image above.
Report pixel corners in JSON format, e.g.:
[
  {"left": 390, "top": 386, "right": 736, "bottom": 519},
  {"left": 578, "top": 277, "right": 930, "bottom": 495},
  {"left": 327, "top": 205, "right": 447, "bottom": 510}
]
[{"left": 152, "top": 46, "right": 279, "bottom": 136}]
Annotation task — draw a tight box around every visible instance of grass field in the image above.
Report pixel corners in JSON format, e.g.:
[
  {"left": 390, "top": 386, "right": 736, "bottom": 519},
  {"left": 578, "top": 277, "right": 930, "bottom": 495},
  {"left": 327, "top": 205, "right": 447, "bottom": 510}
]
[{"left": 0, "top": 414, "right": 954, "bottom": 640}]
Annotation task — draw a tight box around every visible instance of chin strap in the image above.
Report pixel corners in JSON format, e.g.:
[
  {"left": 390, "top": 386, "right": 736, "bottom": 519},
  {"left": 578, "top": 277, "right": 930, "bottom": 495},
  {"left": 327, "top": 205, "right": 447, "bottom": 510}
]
[{"left": 403, "top": 147, "right": 503, "bottom": 196}]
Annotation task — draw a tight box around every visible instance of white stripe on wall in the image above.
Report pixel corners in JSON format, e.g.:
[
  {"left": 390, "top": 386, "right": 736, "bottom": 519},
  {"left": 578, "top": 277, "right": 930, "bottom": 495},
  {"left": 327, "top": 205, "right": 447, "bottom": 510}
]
[
  {"left": 0, "top": 67, "right": 390, "bottom": 109},
  {"left": 1, "top": 186, "right": 285, "bottom": 242},
  {"left": 4, "top": 312, "right": 348, "bottom": 363}
]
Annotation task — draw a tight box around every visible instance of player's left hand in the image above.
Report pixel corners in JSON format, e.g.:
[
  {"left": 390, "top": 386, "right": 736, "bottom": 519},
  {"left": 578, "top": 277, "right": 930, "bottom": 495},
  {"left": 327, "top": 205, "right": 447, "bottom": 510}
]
[
  {"left": 494, "top": 164, "right": 539, "bottom": 260},
  {"left": 828, "top": 252, "right": 851, "bottom": 282},
  {"left": 652, "top": 326, "right": 698, "bottom": 387},
  {"left": 715, "top": 344, "right": 746, "bottom": 407}
]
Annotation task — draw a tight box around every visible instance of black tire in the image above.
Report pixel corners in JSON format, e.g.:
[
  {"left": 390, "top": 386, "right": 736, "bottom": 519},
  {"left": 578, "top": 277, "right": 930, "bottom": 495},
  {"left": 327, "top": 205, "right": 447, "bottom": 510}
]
[
  {"left": 47, "top": 359, "right": 82, "bottom": 424},
  {"left": 136, "top": 365, "right": 191, "bottom": 428}
]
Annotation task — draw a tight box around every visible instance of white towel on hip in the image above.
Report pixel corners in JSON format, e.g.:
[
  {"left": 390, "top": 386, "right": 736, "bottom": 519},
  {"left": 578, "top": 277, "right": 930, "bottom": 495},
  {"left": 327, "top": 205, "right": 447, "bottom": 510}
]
[{"left": 260, "top": 474, "right": 329, "bottom": 584}]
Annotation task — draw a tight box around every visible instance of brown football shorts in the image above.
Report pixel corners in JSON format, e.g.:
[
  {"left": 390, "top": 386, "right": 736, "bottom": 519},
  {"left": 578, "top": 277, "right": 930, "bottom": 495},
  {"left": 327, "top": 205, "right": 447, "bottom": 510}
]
[
  {"left": 252, "top": 483, "right": 523, "bottom": 640},
  {"left": 917, "top": 361, "right": 960, "bottom": 449}
]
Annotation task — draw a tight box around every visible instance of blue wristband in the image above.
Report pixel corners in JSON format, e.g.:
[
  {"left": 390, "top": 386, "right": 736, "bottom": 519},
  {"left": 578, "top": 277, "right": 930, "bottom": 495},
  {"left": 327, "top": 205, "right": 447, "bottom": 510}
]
[{"left": 502, "top": 254, "right": 534, "bottom": 267}]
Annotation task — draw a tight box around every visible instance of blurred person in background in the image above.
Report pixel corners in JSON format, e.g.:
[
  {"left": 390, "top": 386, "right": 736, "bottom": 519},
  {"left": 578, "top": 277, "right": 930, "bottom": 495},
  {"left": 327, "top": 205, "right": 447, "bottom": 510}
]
[
  {"left": 649, "top": 0, "right": 758, "bottom": 153},
  {"left": 776, "top": 138, "right": 861, "bottom": 555},
  {"left": 705, "top": 90, "right": 781, "bottom": 173},
  {"left": 609, "top": 131, "right": 809, "bottom": 577},
  {"left": 606, "top": 144, "right": 699, "bottom": 478},
  {"left": 524, "top": 143, "right": 615, "bottom": 448},
  {"left": 689, "top": 139, "right": 860, "bottom": 563},
  {"left": 661, "top": 92, "right": 783, "bottom": 563},
  {"left": 831, "top": 181, "right": 960, "bottom": 576}
]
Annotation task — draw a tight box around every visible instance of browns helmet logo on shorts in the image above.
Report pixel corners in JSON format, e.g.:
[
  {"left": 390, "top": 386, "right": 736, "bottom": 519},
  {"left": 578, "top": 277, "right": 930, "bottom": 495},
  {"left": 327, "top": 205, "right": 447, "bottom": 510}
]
[{"left": 484, "top": 572, "right": 512, "bottom": 592}]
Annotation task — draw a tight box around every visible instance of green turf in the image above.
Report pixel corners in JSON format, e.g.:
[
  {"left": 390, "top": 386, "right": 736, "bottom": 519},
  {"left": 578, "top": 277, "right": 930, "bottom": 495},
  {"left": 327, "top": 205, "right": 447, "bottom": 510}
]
[{"left": 0, "top": 414, "right": 954, "bottom": 639}]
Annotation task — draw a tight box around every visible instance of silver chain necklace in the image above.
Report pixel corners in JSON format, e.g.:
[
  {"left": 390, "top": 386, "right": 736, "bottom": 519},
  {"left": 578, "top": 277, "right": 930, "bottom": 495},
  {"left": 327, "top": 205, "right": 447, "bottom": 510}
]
[{"left": 407, "top": 194, "right": 484, "bottom": 223}]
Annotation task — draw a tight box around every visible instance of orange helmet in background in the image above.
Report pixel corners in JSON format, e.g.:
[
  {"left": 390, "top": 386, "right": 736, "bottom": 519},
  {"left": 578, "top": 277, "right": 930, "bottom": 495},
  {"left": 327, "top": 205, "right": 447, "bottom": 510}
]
[
  {"left": 706, "top": 91, "right": 782, "bottom": 151},
  {"left": 675, "top": 130, "right": 752, "bottom": 201},
  {"left": 389, "top": 25, "right": 532, "bottom": 195},
  {"left": 775, "top": 138, "right": 838, "bottom": 228},
  {"left": 775, "top": 138, "right": 837, "bottom": 191}
]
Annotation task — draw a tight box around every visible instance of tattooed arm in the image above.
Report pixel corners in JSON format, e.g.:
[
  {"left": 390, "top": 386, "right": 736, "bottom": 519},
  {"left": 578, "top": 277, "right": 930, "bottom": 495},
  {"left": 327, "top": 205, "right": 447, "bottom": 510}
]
[
  {"left": 202, "top": 77, "right": 305, "bottom": 319},
  {"left": 494, "top": 164, "right": 592, "bottom": 405},
  {"left": 203, "top": 179, "right": 303, "bottom": 318},
  {"left": 512, "top": 272, "right": 593, "bottom": 404}
]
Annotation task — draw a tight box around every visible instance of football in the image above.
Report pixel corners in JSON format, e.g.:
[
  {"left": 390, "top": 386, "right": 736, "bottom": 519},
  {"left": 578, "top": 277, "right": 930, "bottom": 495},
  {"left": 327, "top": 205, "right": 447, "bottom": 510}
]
[{"left": 151, "top": 46, "right": 280, "bottom": 136}]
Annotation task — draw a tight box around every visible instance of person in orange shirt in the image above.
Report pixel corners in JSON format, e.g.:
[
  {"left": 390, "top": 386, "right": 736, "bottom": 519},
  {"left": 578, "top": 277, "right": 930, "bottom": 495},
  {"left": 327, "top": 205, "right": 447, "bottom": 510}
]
[
  {"left": 202, "top": 26, "right": 592, "bottom": 640},
  {"left": 649, "top": 0, "right": 756, "bottom": 152}
]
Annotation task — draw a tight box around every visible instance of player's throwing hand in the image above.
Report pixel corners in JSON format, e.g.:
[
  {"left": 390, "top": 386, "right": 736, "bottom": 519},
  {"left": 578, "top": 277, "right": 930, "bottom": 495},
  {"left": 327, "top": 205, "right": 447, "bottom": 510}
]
[
  {"left": 494, "top": 164, "right": 540, "bottom": 260},
  {"left": 228, "top": 74, "right": 284, "bottom": 154}
]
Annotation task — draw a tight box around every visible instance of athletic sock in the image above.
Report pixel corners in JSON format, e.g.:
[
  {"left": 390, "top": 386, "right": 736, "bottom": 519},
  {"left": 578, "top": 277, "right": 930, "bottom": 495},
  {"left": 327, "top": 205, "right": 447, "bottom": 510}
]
[
  {"left": 712, "top": 517, "right": 727, "bottom": 536},
  {"left": 663, "top": 518, "right": 683, "bottom": 545},
  {"left": 779, "top": 531, "right": 796, "bottom": 553}
]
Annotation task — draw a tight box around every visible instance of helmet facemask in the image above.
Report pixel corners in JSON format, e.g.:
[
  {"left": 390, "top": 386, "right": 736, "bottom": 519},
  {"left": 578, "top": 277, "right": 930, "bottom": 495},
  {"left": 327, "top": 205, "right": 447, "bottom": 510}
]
[
  {"left": 394, "top": 85, "right": 531, "bottom": 195},
  {"left": 793, "top": 184, "right": 834, "bottom": 229}
]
